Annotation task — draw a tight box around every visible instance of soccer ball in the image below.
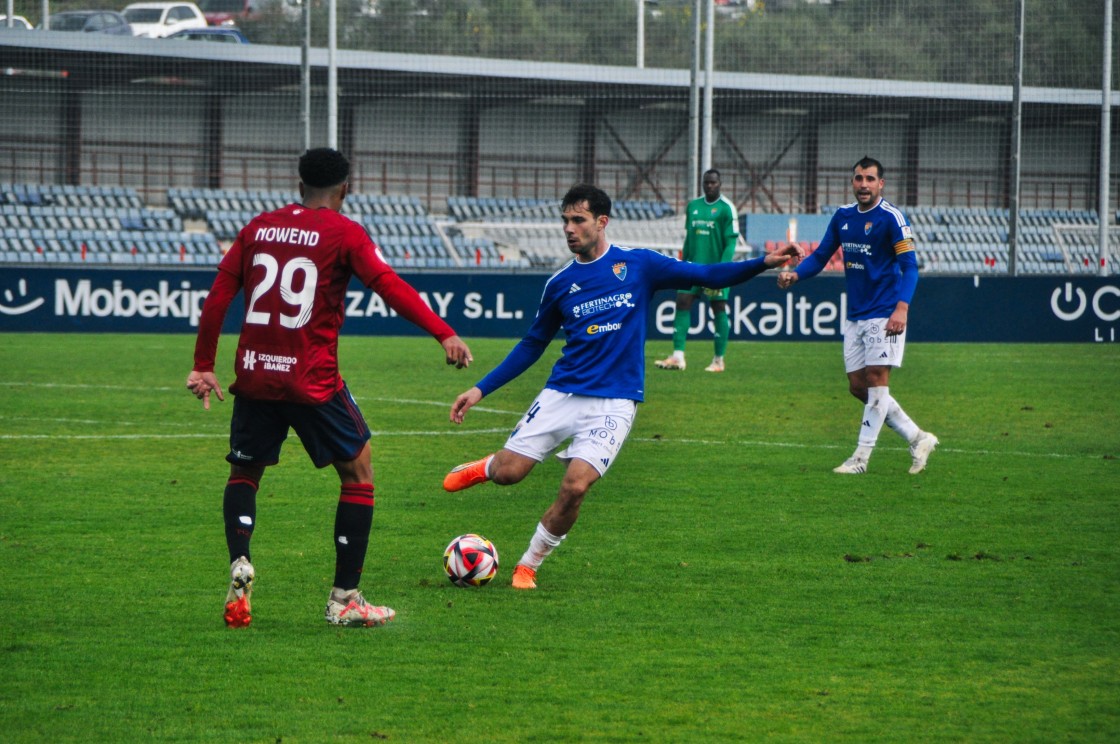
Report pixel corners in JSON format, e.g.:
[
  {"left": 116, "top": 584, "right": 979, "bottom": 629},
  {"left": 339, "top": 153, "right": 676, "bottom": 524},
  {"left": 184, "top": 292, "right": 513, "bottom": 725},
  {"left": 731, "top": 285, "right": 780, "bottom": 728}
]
[{"left": 443, "top": 533, "right": 499, "bottom": 587}]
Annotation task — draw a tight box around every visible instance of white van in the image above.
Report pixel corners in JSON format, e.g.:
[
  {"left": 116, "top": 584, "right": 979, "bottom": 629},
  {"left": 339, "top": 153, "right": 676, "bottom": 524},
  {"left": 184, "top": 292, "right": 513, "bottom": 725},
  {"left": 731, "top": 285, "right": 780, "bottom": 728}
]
[{"left": 122, "top": 2, "right": 208, "bottom": 38}]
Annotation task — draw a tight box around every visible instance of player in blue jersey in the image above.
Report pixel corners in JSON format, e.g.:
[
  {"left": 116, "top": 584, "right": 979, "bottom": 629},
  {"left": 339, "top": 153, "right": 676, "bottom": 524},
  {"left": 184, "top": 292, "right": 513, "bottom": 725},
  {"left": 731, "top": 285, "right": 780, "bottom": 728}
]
[
  {"left": 777, "top": 156, "right": 938, "bottom": 475},
  {"left": 442, "top": 183, "right": 801, "bottom": 590}
]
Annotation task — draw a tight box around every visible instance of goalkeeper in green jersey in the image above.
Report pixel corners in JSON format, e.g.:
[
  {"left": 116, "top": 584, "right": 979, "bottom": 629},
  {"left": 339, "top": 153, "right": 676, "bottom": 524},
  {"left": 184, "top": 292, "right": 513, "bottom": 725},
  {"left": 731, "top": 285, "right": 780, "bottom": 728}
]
[{"left": 655, "top": 168, "right": 741, "bottom": 372}]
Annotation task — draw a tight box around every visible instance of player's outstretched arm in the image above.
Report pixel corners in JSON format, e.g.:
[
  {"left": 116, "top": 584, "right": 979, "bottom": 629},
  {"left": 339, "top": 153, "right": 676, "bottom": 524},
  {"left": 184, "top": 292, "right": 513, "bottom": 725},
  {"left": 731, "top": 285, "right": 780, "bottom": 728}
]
[
  {"left": 186, "top": 370, "right": 224, "bottom": 410},
  {"left": 441, "top": 335, "right": 474, "bottom": 369},
  {"left": 449, "top": 386, "right": 483, "bottom": 425},
  {"left": 764, "top": 242, "right": 803, "bottom": 268}
]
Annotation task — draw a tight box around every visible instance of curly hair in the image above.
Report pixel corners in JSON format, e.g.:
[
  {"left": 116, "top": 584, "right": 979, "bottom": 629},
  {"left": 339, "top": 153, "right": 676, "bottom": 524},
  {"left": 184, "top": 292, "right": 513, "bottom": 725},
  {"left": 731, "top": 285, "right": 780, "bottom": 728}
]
[{"left": 298, "top": 148, "right": 350, "bottom": 189}]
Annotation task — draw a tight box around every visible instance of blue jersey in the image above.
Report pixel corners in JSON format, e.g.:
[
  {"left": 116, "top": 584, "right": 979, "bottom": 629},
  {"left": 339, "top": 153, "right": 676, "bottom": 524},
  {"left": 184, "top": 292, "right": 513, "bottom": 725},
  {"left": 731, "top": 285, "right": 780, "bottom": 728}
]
[
  {"left": 475, "top": 245, "right": 771, "bottom": 402},
  {"left": 796, "top": 198, "right": 919, "bottom": 321}
]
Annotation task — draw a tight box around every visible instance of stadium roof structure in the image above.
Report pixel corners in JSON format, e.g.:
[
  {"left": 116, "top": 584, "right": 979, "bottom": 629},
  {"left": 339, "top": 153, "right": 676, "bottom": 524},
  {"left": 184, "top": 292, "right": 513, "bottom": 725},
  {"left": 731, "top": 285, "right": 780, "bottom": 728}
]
[
  {"left": 2, "top": 29, "right": 1115, "bottom": 213},
  {"left": 1, "top": 29, "right": 1115, "bottom": 119}
]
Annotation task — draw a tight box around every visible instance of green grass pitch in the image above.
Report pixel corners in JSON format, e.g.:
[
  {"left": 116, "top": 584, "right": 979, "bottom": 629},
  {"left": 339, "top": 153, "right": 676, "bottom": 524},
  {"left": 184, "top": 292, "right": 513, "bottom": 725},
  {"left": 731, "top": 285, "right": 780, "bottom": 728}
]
[{"left": 1, "top": 333, "right": 1117, "bottom": 742}]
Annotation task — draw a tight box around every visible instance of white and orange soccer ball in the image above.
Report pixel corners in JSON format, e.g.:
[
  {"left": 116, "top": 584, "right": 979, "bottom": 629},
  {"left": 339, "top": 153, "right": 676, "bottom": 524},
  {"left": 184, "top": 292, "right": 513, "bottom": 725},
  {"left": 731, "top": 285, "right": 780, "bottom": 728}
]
[{"left": 442, "top": 533, "right": 499, "bottom": 587}]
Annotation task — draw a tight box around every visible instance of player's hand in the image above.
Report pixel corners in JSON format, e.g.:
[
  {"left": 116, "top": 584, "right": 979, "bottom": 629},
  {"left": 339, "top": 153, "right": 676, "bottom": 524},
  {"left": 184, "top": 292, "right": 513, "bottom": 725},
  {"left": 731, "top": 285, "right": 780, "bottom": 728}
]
[
  {"left": 885, "top": 303, "right": 909, "bottom": 336},
  {"left": 186, "top": 370, "right": 224, "bottom": 410},
  {"left": 764, "top": 242, "right": 803, "bottom": 268},
  {"left": 442, "top": 335, "right": 473, "bottom": 369},
  {"left": 449, "top": 387, "right": 483, "bottom": 425},
  {"left": 777, "top": 271, "right": 798, "bottom": 290}
]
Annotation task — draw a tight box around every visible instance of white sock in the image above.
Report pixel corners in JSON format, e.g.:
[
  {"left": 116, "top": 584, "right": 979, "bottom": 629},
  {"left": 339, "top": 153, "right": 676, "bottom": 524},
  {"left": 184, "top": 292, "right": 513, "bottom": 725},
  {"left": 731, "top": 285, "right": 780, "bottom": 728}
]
[
  {"left": 518, "top": 522, "right": 565, "bottom": 569},
  {"left": 857, "top": 386, "right": 890, "bottom": 450},
  {"left": 885, "top": 397, "right": 920, "bottom": 443},
  {"left": 672, "top": 350, "right": 685, "bottom": 362}
]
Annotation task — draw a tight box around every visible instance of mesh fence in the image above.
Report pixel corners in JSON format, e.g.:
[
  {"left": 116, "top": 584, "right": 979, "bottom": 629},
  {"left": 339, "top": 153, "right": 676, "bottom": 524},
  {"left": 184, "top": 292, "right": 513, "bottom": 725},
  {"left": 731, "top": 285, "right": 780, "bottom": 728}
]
[{"left": 0, "top": 0, "right": 1117, "bottom": 272}]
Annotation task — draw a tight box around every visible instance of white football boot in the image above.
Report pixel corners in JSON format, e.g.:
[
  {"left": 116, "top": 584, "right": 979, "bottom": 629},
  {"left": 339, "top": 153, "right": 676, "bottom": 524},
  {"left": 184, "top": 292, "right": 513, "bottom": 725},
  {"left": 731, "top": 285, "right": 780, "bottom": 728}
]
[{"left": 908, "top": 432, "right": 940, "bottom": 474}]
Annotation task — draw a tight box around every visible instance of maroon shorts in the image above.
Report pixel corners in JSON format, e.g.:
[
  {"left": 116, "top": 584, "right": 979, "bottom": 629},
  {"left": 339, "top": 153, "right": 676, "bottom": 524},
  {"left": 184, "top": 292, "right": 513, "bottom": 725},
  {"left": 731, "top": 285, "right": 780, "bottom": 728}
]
[{"left": 226, "top": 382, "right": 371, "bottom": 469}]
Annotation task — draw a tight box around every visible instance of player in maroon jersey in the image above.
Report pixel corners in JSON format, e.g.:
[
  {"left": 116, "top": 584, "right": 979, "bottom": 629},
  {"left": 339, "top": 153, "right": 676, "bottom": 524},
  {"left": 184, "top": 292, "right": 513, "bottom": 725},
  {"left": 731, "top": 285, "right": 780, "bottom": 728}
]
[{"left": 186, "top": 147, "right": 472, "bottom": 628}]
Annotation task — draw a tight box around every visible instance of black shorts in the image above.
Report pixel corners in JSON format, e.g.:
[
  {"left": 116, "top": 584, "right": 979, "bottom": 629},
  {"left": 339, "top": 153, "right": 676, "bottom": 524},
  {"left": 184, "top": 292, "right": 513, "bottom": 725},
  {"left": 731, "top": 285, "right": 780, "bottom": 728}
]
[{"left": 226, "top": 383, "right": 372, "bottom": 469}]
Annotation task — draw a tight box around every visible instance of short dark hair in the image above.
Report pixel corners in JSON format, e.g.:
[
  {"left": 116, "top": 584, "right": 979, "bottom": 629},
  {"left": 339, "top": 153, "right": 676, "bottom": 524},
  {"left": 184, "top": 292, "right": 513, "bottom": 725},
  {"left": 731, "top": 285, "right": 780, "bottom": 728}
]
[
  {"left": 299, "top": 148, "right": 350, "bottom": 189},
  {"left": 703, "top": 168, "right": 721, "bottom": 180},
  {"left": 853, "top": 156, "right": 884, "bottom": 178},
  {"left": 561, "top": 183, "right": 611, "bottom": 218}
]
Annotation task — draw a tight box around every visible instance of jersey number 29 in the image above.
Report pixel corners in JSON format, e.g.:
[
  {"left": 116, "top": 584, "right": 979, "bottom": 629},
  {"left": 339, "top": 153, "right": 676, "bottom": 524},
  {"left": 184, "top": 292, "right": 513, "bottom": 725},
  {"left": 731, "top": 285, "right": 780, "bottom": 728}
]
[{"left": 244, "top": 254, "right": 317, "bottom": 329}]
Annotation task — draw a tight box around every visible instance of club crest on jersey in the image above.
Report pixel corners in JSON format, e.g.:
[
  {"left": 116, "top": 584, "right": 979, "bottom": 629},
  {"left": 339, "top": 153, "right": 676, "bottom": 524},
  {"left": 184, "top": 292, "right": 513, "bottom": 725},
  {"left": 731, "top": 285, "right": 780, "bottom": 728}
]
[
  {"left": 612, "top": 262, "right": 627, "bottom": 281},
  {"left": 864, "top": 222, "right": 873, "bottom": 235}
]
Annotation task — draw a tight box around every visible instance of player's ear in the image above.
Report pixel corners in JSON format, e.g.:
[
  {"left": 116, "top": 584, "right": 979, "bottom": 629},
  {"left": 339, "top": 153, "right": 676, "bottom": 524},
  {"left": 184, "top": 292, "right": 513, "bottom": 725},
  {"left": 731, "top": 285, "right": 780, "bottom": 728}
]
[{"left": 338, "top": 181, "right": 350, "bottom": 201}]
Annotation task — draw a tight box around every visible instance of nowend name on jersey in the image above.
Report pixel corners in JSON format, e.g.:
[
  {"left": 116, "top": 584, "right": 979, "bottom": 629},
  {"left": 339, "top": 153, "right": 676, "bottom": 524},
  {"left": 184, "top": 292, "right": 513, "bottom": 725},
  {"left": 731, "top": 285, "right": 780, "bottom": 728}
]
[{"left": 254, "top": 226, "right": 321, "bottom": 247}]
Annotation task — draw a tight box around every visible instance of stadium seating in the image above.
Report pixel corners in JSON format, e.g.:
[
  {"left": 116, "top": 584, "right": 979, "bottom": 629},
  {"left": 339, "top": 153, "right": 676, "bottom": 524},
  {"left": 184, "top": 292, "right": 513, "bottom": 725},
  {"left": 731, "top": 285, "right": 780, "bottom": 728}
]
[
  {"left": 172, "top": 188, "right": 533, "bottom": 269},
  {"left": 447, "top": 195, "right": 674, "bottom": 223},
  {"left": 0, "top": 226, "right": 221, "bottom": 265},
  {"left": 443, "top": 196, "right": 678, "bottom": 268},
  {"left": 0, "top": 183, "right": 220, "bottom": 265},
  {"left": 2, "top": 183, "right": 1115, "bottom": 274},
  {"left": 0, "top": 183, "right": 142, "bottom": 210},
  {"left": 830, "top": 204, "right": 1117, "bottom": 275}
]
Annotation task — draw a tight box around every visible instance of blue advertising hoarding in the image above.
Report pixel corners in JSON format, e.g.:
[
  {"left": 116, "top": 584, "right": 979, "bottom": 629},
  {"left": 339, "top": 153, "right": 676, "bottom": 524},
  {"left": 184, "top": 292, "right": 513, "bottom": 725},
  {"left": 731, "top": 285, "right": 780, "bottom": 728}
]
[{"left": 0, "top": 266, "right": 1117, "bottom": 343}]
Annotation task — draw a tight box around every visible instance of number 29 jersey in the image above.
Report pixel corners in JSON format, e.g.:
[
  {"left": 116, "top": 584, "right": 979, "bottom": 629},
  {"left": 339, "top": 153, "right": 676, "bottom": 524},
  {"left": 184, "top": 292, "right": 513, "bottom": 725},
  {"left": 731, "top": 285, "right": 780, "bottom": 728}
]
[{"left": 195, "top": 203, "right": 454, "bottom": 404}]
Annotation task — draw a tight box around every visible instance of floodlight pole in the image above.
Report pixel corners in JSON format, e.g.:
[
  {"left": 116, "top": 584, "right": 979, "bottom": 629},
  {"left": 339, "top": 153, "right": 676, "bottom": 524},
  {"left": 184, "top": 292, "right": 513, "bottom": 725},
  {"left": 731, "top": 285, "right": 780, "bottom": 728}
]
[
  {"left": 1100, "top": 0, "right": 1113, "bottom": 277},
  {"left": 327, "top": 0, "right": 338, "bottom": 150},
  {"left": 688, "top": 0, "right": 701, "bottom": 195},
  {"left": 301, "top": 0, "right": 310, "bottom": 152},
  {"left": 4, "top": 0, "right": 12, "bottom": 27},
  {"left": 1007, "top": 0, "right": 1024, "bottom": 276},
  {"left": 701, "top": 0, "right": 714, "bottom": 175},
  {"left": 636, "top": 0, "right": 644, "bottom": 69}
]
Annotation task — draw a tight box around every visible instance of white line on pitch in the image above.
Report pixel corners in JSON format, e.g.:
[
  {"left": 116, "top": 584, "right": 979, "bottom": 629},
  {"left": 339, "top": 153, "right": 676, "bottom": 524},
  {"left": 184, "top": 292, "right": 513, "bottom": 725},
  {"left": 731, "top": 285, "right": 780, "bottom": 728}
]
[
  {"left": 0, "top": 384, "right": 1104, "bottom": 460},
  {"left": 631, "top": 437, "right": 1091, "bottom": 460},
  {"left": 0, "top": 383, "right": 524, "bottom": 417},
  {"left": 0, "top": 429, "right": 1100, "bottom": 459},
  {"left": 0, "top": 427, "right": 514, "bottom": 441}
]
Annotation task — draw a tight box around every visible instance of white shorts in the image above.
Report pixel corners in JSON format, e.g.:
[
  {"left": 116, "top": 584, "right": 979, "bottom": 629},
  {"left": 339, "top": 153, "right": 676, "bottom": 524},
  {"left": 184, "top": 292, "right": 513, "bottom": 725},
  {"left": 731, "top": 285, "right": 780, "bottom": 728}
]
[
  {"left": 503, "top": 388, "right": 636, "bottom": 477},
  {"left": 842, "top": 317, "right": 906, "bottom": 373}
]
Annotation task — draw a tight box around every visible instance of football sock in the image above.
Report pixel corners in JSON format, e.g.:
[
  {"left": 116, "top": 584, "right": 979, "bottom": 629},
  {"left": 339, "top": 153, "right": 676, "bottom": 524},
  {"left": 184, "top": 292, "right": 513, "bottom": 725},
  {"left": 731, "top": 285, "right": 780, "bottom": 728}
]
[
  {"left": 857, "top": 386, "right": 890, "bottom": 450},
  {"left": 885, "top": 396, "right": 921, "bottom": 442},
  {"left": 518, "top": 522, "right": 566, "bottom": 570},
  {"left": 333, "top": 483, "right": 375, "bottom": 591},
  {"left": 223, "top": 475, "right": 259, "bottom": 564},
  {"left": 672, "top": 310, "right": 691, "bottom": 352},
  {"left": 713, "top": 310, "right": 729, "bottom": 357}
]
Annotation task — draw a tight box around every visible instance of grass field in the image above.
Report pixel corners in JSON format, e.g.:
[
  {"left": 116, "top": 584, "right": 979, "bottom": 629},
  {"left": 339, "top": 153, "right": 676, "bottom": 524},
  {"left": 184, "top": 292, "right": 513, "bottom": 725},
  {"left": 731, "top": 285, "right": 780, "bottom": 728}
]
[{"left": 1, "top": 333, "right": 1118, "bottom": 743}]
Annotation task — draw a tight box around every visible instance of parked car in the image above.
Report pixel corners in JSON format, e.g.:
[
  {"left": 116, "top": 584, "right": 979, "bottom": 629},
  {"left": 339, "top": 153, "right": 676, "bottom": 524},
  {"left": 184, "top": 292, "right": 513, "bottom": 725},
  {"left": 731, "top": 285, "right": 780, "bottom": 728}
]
[
  {"left": 166, "top": 26, "right": 249, "bottom": 43},
  {"left": 195, "top": 0, "right": 256, "bottom": 26},
  {"left": 41, "top": 10, "right": 134, "bottom": 35},
  {"left": 122, "top": 2, "right": 207, "bottom": 38},
  {"left": 0, "top": 15, "right": 34, "bottom": 29}
]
